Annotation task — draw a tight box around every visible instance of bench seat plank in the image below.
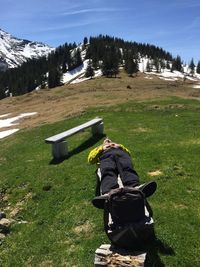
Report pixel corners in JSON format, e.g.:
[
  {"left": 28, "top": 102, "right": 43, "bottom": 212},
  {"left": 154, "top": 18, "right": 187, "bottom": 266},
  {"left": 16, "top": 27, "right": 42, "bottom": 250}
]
[{"left": 45, "top": 118, "right": 103, "bottom": 144}]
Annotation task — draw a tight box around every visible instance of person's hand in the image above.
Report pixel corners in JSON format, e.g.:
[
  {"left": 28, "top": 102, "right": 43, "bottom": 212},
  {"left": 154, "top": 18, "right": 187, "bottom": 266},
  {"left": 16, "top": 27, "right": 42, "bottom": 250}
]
[
  {"left": 110, "top": 143, "right": 120, "bottom": 148},
  {"left": 103, "top": 144, "right": 111, "bottom": 150},
  {"left": 103, "top": 143, "right": 120, "bottom": 150}
]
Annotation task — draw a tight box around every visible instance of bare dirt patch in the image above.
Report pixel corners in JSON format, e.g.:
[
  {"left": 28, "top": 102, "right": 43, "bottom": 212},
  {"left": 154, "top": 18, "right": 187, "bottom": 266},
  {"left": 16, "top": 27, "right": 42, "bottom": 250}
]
[{"left": 5, "top": 192, "right": 33, "bottom": 218}]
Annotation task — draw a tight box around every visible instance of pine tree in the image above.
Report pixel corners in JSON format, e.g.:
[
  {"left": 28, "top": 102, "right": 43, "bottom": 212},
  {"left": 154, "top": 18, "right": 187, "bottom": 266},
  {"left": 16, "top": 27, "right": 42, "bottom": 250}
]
[
  {"left": 146, "top": 60, "right": 152, "bottom": 72},
  {"left": 92, "top": 55, "right": 99, "bottom": 70},
  {"left": 166, "top": 61, "right": 171, "bottom": 69},
  {"left": 159, "top": 59, "right": 165, "bottom": 72},
  {"left": 0, "top": 83, "right": 5, "bottom": 99},
  {"left": 124, "top": 58, "right": 138, "bottom": 76},
  {"left": 172, "top": 55, "right": 182, "bottom": 72},
  {"left": 101, "top": 54, "right": 111, "bottom": 77},
  {"left": 66, "top": 52, "right": 73, "bottom": 71},
  {"left": 40, "top": 75, "right": 46, "bottom": 89},
  {"left": 83, "top": 37, "right": 88, "bottom": 46},
  {"left": 197, "top": 61, "right": 200, "bottom": 74},
  {"left": 73, "top": 49, "right": 83, "bottom": 68},
  {"left": 101, "top": 47, "right": 119, "bottom": 78},
  {"left": 62, "top": 61, "right": 67, "bottom": 73},
  {"left": 48, "top": 67, "right": 61, "bottom": 88},
  {"left": 153, "top": 58, "right": 160, "bottom": 73},
  {"left": 85, "top": 60, "right": 95, "bottom": 79},
  {"left": 189, "top": 58, "right": 195, "bottom": 76}
]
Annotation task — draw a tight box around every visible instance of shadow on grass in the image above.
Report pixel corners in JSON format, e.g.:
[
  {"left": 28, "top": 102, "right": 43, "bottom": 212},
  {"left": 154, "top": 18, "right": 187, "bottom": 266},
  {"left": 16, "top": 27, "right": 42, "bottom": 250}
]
[
  {"left": 49, "top": 134, "right": 106, "bottom": 165},
  {"left": 144, "top": 232, "right": 175, "bottom": 267},
  {"left": 107, "top": 231, "right": 174, "bottom": 267},
  {"left": 104, "top": 226, "right": 174, "bottom": 267}
]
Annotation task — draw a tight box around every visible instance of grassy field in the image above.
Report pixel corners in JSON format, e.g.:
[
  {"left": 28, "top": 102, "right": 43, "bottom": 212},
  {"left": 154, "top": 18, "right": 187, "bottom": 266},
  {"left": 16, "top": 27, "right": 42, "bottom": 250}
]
[{"left": 0, "top": 97, "right": 200, "bottom": 266}]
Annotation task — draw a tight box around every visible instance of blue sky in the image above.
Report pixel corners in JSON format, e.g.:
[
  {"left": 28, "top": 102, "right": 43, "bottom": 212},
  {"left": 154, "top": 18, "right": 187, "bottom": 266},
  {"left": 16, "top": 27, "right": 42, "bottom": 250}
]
[{"left": 1, "top": 0, "right": 200, "bottom": 63}]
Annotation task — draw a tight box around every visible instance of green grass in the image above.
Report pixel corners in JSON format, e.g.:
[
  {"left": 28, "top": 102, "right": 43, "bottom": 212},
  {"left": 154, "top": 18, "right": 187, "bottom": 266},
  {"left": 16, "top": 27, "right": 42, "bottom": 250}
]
[{"left": 0, "top": 97, "right": 200, "bottom": 266}]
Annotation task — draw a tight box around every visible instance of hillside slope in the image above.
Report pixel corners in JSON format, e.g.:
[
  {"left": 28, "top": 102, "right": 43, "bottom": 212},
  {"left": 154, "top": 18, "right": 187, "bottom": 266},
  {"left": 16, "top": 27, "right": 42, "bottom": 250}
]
[
  {"left": 0, "top": 96, "right": 199, "bottom": 266},
  {"left": 0, "top": 71, "right": 200, "bottom": 138}
]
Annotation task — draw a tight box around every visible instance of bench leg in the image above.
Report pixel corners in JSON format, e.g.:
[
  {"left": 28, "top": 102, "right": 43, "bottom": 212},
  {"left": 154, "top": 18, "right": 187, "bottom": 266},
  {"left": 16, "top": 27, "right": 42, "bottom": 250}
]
[
  {"left": 52, "top": 141, "right": 68, "bottom": 159},
  {"left": 91, "top": 122, "right": 104, "bottom": 136}
]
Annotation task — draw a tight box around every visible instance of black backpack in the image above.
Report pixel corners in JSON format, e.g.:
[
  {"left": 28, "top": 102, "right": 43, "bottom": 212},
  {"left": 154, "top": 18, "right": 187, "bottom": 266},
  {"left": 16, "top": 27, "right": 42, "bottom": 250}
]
[{"left": 103, "top": 187, "right": 154, "bottom": 250}]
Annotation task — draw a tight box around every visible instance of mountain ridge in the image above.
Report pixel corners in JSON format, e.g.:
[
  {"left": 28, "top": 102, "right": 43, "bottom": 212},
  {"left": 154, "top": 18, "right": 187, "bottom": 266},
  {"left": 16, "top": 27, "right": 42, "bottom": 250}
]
[
  {"left": 0, "top": 32, "right": 200, "bottom": 100},
  {"left": 0, "top": 28, "right": 54, "bottom": 70}
]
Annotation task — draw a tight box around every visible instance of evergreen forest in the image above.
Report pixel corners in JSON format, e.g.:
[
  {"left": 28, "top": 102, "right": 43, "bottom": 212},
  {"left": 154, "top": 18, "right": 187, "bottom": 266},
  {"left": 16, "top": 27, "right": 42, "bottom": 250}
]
[{"left": 0, "top": 35, "right": 199, "bottom": 100}]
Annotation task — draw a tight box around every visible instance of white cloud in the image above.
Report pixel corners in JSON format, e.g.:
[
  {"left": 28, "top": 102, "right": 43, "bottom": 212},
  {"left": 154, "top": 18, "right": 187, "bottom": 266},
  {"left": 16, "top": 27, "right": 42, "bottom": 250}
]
[
  {"left": 29, "top": 17, "right": 109, "bottom": 33},
  {"left": 61, "top": 7, "right": 129, "bottom": 16}
]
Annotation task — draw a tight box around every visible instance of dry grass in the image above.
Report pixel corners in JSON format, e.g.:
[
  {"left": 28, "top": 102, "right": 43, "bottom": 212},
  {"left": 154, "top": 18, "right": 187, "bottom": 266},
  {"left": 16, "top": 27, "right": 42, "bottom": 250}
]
[
  {"left": 0, "top": 71, "right": 199, "bottom": 130},
  {"left": 147, "top": 170, "right": 163, "bottom": 176},
  {"left": 73, "top": 221, "right": 94, "bottom": 234},
  {"left": 179, "top": 138, "right": 200, "bottom": 145}
]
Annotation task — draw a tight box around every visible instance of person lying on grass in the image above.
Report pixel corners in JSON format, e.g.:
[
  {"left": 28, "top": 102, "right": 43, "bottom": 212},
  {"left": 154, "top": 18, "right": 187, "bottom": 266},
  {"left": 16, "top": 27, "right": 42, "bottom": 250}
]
[{"left": 88, "top": 137, "right": 157, "bottom": 207}]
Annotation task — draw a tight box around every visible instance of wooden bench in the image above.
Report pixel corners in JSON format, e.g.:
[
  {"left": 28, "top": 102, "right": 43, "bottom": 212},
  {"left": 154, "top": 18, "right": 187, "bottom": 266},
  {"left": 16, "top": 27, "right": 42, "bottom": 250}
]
[{"left": 45, "top": 118, "right": 104, "bottom": 159}]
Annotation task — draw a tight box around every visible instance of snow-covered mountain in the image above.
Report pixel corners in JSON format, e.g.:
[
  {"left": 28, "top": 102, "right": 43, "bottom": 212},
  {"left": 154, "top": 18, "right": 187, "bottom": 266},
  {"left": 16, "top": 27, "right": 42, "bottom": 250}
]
[{"left": 0, "top": 28, "right": 54, "bottom": 70}]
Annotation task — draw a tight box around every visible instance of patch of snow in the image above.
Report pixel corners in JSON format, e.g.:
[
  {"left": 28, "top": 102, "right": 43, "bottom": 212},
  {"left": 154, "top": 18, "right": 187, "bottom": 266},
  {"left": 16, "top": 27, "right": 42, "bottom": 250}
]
[
  {"left": 0, "top": 129, "right": 19, "bottom": 139},
  {"left": 19, "top": 112, "right": 37, "bottom": 117},
  {"left": 71, "top": 69, "right": 102, "bottom": 84},
  {"left": 164, "top": 70, "right": 183, "bottom": 78},
  {"left": 95, "top": 69, "right": 102, "bottom": 77},
  {"left": 144, "top": 76, "right": 153, "bottom": 79},
  {"left": 195, "top": 73, "right": 200, "bottom": 79},
  {"left": 144, "top": 68, "right": 193, "bottom": 82},
  {"left": 0, "top": 116, "right": 19, "bottom": 128},
  {"left": 35, "top": 85, "right": 41, "bottom": 91},
  {"left": 0, "top": 112, "right": 37, "bottom": 139},
  {"left": 63, "top": 60, "right": 90, "bottom": 84},
  {"left": 186, "top": 76, "right": 198, "bottom": 81},
  {"left": 192, "top": 84, "right": 200, "bottom": 88},
  {"left": 159, "top": 77, "right": 178, "bottom": 81},
  {"left": 0, "top": 113, "right": 11, "bottom": 118},
  {"left": 138, "top": 57, "right": 149, "bottom": 72},
  {"left": 0, "top": 112, "right": 37, "bottom": 128},
  {"left": 80, "top": 47, "right": 87, "bottom": 60},
  {"left": 71, "top": 76, "right": 91, "bottom": 84}
]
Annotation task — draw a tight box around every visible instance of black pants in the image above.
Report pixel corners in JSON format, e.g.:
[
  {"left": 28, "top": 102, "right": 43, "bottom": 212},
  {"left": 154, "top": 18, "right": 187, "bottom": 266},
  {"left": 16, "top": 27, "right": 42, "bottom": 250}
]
[{"left": 99, "top": 148, "right": 140, "bottom": 194}]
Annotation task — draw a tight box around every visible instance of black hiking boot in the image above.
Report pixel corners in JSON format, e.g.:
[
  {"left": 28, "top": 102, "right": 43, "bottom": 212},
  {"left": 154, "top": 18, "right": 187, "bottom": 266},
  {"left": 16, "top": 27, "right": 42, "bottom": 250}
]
[
  {"left": 92, "top": 194, "right": 108, "bottom": 209},
  {"left": 135, "top": 181, "right": 157, "bottom": 198}
]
